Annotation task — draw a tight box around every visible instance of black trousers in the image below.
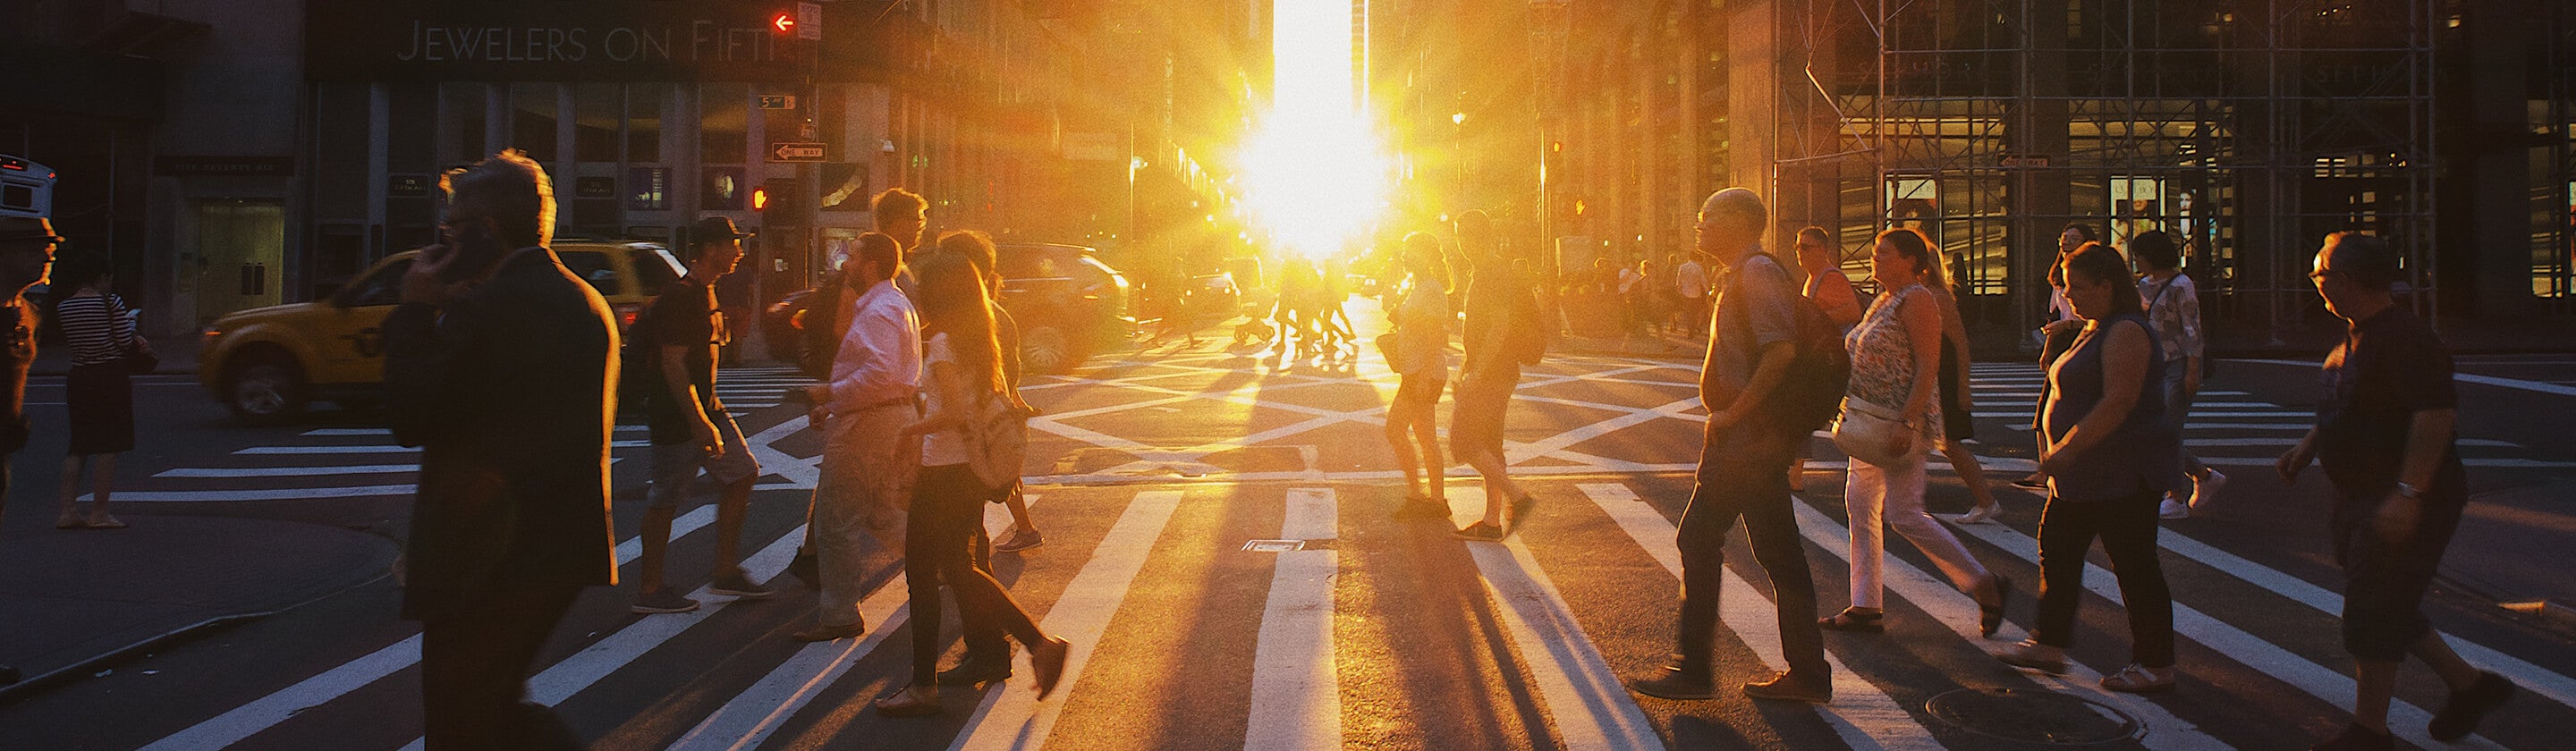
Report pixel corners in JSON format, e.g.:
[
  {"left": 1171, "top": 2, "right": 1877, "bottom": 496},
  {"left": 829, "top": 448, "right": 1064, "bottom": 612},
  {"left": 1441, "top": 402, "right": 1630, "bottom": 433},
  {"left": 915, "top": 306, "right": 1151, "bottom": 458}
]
[
  {"left": 1674, "top": 416, "right": 1826, "bottom": 679},
  {"left": 906, "top": 465, "right": 1043, "bottom": 685},
  {"left": 2031, "top": 490, "right": 2175, "bottom": 668},
  {"left": 962, "top": 485, "right": 1010, "bottom": 660},
  {"left": 419, "top": 580, "right": 585, "bottom": 751}
]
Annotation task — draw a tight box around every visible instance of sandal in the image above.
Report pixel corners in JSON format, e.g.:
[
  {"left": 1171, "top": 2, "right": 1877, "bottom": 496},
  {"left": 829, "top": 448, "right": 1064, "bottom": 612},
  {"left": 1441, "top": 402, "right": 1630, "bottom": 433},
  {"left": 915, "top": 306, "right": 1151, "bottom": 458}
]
[
  {"left": 86, "top": 514, "right": 127, "bottom": 530},
  {"left": 1818, "top": 608, "right": 1885, "bottom": 633},
  {"left": 55, "top": 513, "right": 89, "bottom": 529},
  {"left": 1979, "top": 575, "right": 2012, "bottom": 638}
]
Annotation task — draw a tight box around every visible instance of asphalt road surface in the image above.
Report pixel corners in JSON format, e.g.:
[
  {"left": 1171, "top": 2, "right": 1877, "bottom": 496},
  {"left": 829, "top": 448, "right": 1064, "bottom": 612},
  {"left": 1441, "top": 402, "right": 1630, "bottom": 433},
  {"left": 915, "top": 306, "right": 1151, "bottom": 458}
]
[{"left": 4, "top": 322, "right": 2575, "bottom": 750}]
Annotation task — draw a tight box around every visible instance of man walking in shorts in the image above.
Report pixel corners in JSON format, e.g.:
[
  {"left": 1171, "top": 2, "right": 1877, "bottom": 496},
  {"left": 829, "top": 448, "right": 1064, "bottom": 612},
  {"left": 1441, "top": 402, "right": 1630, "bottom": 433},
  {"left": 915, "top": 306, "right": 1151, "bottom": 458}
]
[{"left": 631, "top": 216, "right": 771, "bottom": 613}]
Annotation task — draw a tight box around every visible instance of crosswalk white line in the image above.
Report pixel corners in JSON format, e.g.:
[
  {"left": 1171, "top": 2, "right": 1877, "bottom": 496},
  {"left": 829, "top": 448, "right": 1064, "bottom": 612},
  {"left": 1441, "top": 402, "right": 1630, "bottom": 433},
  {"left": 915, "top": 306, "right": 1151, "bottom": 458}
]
[
  {"left": 1944, "top": 520, "right": 2512, "bottom": 750},
  {"left": 155, "top": 464, "right": 419, "bottom": 478},
  {"left": 1452, "top": 494, "right": 1665, "bottom": 751},
  {"left": 1245, "top": 487, "right": 1341, "bottom": 751},
  {"left": 298, "top": 426, "right": 651, "bottom": 436},
  {"left": 665, "top": 494, "right": 1046, "bottom": 751},
  {"left": 950, "top": 489, "right": 1187, "bottom": 751},
  {"left": 2151, "top": 531, "right": 2576, "bottom": 712},
  {"left": 234, "top": 441, "right": 649, "bottom": 455},
  {"left": 138, "top": 505, "right": 724, "bottom": 751},
  {"left": 394, "top": 522, "right": 818, "bottom": 751},
  {"left": 1571, "top": 484, "right": 1942, "bottom": 750},
  {"left": 97, "top": 485, "right": 419, "bottom": 502},
  {"left": 1775, "top": 494, "right": 2232, "bottom": 750}
]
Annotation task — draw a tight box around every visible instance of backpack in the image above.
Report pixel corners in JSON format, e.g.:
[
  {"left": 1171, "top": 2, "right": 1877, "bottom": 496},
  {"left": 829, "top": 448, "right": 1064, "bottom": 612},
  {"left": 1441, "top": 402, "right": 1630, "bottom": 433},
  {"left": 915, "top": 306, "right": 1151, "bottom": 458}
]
[
  {"left": 798, "top": 285, "right": 847, "bottom": 380},
  {"left": 1742, "top": 255, "right": 1851, "bottom": 434},
  {"left": 961, "top": 391, "right": 1033, "bottom": 492}
]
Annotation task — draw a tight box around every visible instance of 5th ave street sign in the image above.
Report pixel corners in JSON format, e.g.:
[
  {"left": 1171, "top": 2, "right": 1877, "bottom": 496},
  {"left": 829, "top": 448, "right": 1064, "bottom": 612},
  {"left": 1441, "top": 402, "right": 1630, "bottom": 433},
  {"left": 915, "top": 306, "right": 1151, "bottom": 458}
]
[{"left": 771, "top": 142, "right": 827, "bottom": 162}]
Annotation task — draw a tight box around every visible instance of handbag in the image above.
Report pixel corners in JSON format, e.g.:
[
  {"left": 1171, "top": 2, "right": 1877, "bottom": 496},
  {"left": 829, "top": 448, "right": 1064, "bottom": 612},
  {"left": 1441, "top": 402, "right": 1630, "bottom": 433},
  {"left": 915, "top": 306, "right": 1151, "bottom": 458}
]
[
  {"left": 1831, "top": 396, "right": 1917, "bottom": 468},
  {"left": 123, "top": 341, "right": 159, "bottom": 375},
  {"left": 1374, "top": 332, "right": 1401, "bottom": 365}
]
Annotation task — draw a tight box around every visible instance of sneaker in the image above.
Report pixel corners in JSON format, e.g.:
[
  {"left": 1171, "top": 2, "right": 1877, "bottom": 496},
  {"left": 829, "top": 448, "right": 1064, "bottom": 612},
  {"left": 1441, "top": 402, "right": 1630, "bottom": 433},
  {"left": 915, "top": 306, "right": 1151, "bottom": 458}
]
[
  {"left": 631, "top": 589, "right": 701, "bottom": 614},
  {"left": 2098, "top": 663, "right": 2177, "bottom": 693},
  {"left": 1996, "top": 638, "right": 2068, "bottom": 674},
  {"left": 2158, "top": 497, "right": 2192, "bottom": 520},
  {"left": 1741, "top": 670, "right": 1832, "bottom": 704},
  {"left": 1453, "top": 521, "right": 1505, "bottom": 542},
  {"left": 2189, "top": 469, "right": 2228, "bottom": 510},
  {"left": 2310, "top": 723, "right": 2394, "bottom": 751},
  {"left": 2428, "top": 671, "right": 2514, "bottom": 741},
  {"left": 996, "top": 527, "right": 1046, "bottom": 553},
  {"left": 1626, "top": 664, "right": 1719, "bottom": 700},
  {"left": 709, "top": 570, "right": 774, "bottom": 599}
]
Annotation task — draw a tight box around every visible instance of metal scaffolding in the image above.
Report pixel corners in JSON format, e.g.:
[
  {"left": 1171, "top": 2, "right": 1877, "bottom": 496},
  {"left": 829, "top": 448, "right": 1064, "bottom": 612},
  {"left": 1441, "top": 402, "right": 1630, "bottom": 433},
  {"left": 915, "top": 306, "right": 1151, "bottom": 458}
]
[{"left": 1771, "top": 0, "right": 2438, "bottom": 346}]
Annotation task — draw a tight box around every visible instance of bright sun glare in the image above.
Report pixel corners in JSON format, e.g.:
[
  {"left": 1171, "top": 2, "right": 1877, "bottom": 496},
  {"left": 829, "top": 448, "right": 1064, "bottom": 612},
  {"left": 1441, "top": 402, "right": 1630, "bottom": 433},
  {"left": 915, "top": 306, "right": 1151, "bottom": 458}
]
[{"left": 1241, "top": 0, "right": 1391, "bottom": 260}]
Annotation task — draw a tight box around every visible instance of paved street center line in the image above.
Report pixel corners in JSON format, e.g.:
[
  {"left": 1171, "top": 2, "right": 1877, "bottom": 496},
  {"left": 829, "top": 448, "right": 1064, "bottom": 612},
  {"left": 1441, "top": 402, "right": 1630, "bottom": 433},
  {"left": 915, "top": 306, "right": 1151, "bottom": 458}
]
[{"left": 1245, "top": 487, "right": 1341, "bottom": 751}]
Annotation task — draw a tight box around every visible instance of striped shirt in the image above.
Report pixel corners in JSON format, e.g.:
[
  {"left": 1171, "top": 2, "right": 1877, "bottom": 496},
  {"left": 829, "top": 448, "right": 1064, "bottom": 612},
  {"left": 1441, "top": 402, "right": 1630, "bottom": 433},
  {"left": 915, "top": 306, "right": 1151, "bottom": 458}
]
[{"left": 55, "top": 292, "right": 136, "bottom": 367}]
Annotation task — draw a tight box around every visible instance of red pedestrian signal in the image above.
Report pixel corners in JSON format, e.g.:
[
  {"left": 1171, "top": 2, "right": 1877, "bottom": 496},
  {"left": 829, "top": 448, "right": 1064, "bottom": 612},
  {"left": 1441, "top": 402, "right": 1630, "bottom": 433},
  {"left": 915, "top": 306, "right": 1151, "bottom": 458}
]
[
  {"left": 751, "top": 185, "right": 771, "bottom": 212},
  {"left": 771, "top": 12, "right": 796, "bottom": 34}
]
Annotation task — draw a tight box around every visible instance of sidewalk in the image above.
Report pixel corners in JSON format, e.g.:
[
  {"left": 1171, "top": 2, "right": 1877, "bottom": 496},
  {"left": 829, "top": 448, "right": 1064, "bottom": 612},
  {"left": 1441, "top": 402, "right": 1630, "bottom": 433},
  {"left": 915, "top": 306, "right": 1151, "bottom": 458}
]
[
  {"left": 30, "top": 332, "right": 205, "bottom": 377},
  {"left": 0, "top": 515, "right": 398, "bottom": 703}
]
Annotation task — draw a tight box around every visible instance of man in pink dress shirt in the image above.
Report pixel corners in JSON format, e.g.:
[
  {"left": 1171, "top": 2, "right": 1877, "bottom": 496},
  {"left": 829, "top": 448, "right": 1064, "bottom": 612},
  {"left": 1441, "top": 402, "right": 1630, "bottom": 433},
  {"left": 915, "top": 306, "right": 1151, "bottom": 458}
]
[{"left": 795, "top": 232, "right": 920, "bottom": 641}]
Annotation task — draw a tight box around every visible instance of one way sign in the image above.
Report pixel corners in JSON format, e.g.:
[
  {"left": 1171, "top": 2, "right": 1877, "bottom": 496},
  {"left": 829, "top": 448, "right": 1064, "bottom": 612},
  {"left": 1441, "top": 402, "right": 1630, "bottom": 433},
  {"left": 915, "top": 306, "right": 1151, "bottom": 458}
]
[{"left": 770, "top": 142, "right": 827, "bottom": 162}]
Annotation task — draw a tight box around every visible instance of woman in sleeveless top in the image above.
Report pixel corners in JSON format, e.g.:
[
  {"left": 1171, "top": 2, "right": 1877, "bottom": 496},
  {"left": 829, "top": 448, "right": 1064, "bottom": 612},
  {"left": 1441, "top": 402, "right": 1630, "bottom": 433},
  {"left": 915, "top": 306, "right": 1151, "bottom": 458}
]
[
  {"left": 1386, "top": 232, "right": 1456, "bottom": 519},
  {"left": 1997, "top": 241, "right": 2184, "bottom": 694},
  {"left": 877, "top": 252, "right": 1070, "bottom": 716},
  {"left": 1823, "top": 228, "right": 2007, "bottom": 636}
]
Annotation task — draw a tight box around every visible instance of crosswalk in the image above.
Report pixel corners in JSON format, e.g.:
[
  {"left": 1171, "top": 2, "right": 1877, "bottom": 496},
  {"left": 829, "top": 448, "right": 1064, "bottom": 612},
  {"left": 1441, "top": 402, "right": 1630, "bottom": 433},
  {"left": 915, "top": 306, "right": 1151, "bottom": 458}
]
[
  {"left": 89, "top": 367, "right": 816, "bottom": 504},
  {"left": 131, "top": 468, "right": 2574, "bottom": 750}
]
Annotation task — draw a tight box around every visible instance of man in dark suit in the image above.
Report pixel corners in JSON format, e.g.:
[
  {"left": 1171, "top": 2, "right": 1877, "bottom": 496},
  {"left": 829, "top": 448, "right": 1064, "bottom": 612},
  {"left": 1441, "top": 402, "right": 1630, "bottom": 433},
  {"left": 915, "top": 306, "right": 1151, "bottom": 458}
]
[{"left": 385, "top": 151, "right": 616, "bottom": 750}]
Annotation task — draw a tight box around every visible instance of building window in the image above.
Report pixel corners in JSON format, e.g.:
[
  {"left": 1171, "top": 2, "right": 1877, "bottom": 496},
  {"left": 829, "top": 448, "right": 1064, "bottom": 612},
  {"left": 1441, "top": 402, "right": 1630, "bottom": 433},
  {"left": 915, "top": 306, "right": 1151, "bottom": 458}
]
[
  {"left": 574, "top": 84, "right": 620, "bottom": 164},
  {"left": 629, "top": 166, "right": 671, "bottom": 211},
  {"left": 628, "top": 84, "right": 666, "bottom": 164},
  {"left": 440, "top": 82, "right": 486, "bottom": 165},
  {"left": 701, "top": 83, "right": 749, "bottom": 164},
  {"left": 510, "top": 82, "right": 558, "bottom": 162}
]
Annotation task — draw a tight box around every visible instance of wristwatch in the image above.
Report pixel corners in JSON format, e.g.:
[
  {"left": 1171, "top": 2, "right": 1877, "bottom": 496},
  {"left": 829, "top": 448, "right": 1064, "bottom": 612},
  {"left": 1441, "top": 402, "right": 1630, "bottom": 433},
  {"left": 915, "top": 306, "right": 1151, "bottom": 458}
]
[{"left": 2394, "top": 482, "right": 2424, "bottom": 499}]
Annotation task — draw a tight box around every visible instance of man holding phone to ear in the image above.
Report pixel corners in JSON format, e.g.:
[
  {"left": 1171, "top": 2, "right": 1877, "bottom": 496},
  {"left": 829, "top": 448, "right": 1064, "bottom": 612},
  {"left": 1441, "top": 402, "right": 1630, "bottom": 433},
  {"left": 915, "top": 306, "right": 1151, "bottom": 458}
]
[{"left": 385, "top": 151, "right": 616, "bottom": 750}]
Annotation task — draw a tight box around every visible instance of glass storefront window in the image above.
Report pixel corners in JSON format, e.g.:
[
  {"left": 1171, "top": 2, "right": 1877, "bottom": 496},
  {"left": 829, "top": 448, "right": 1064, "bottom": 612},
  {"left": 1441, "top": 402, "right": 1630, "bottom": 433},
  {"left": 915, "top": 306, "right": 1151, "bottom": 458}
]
[
  {"left": 628, "top": 84, "right": 666, "bottom": 164},
  {"left": 510, "top": 82, "right": 558, "bottom": 162},
  {"left": 574, "top": 84, "right": 620, "bottom": 164},
  {"left": 701, "top": 83, "right": 749, "bottom": 165},
  {"left": 440, "top": 82, "right": 486, "bottom": 165}
]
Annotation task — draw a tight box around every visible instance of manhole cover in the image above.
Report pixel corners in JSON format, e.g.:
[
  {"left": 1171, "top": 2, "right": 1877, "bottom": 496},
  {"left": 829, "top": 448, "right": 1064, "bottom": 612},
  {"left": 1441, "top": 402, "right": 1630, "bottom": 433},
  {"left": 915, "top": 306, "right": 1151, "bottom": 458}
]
[{"left": 1925, "top": 688, "right": 2140, "bottom": 746}]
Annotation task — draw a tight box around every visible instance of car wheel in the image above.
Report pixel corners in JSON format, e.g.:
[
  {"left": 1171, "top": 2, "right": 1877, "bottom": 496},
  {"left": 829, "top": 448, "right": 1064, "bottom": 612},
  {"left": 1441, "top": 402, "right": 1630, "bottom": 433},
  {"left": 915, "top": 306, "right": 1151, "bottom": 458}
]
[
  {"left": 227, "top": 360, "right": 308, "bottom": 426},
  {"left": 1021, "top": 325, "right": 1073, "bottom": 374}
]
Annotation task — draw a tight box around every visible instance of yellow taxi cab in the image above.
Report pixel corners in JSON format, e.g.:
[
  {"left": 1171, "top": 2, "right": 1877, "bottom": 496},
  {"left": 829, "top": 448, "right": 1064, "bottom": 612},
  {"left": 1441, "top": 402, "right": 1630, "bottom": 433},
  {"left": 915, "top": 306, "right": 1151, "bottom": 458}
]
[{"left": 198, "top": 240, "right": 686, "bottom": 424}]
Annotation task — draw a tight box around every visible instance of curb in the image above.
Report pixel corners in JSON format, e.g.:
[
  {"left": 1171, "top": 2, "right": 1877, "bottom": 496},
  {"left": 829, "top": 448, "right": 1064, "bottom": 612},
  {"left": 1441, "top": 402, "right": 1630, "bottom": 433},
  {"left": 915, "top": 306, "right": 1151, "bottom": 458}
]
[{"left": 0, "top": 563, "right": 394, "bottom": 706}]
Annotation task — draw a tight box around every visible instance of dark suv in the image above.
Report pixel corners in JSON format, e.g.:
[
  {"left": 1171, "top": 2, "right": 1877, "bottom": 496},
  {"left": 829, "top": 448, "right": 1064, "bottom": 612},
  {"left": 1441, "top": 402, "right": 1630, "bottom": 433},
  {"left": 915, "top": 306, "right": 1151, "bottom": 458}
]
[{"left": 764, "top": 242, "right": 1133, "bottom": 374}]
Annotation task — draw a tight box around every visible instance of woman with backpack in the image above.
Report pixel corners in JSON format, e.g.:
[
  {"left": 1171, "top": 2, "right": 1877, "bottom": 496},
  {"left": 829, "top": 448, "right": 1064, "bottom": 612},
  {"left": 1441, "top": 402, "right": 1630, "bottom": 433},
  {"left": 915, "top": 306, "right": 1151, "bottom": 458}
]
[
  {"left": 1824, "top": 228, "right": 2009, "bottom": 636},
  {"left": 875, "top": 252, "right": 1070, "bottom": 717},
  {"left": 2132, "top": 231, "right": 2224, "bottom": 519}
]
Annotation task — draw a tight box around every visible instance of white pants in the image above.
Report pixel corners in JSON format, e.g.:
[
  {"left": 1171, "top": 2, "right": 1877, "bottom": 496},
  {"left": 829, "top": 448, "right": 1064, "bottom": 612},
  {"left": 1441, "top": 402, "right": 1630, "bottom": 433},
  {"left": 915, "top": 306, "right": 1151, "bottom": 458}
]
[
  {"left": 812, "top": 404, "right": 914, "bottom": 628},
  {"left": 1846, "top": 455, "right": 1991, "bottom": 608}
]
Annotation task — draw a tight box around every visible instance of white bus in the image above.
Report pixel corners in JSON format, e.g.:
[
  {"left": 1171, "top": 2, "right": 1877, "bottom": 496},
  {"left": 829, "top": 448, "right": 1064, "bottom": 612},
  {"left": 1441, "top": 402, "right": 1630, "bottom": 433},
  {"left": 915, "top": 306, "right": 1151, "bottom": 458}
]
[{"left": 1, "top": 155, "right": 56, "bottom": 219}]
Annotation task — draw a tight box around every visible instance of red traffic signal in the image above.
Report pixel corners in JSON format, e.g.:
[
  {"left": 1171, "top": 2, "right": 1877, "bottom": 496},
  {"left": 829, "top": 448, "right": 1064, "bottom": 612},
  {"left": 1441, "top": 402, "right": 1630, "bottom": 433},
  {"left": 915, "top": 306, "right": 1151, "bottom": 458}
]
[
  {"left": 771, "top": 12, "right": 796, "bottom": 34},
  {"left": 750, "top": 185, "right": 771, "bottom": 211}
]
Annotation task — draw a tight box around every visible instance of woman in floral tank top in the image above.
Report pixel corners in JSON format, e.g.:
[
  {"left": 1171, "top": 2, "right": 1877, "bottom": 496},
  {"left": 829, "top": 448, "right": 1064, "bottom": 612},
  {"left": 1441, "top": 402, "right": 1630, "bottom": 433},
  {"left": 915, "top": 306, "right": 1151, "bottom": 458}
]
[{"left": 1822, "top": 228, "right": 2008, "bottom": 637}]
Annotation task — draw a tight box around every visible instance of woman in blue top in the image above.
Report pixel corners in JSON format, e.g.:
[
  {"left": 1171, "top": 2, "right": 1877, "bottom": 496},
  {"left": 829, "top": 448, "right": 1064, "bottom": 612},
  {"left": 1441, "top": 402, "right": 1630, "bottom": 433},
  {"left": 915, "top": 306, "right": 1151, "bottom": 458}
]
[{"left": 1996, "top": 241, "right": 2183, "bottom": 694}]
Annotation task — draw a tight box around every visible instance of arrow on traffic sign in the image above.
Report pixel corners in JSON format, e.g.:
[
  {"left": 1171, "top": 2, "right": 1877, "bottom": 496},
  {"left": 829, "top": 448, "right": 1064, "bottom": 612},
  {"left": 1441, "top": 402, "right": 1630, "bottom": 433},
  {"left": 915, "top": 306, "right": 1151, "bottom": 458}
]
[{"left": 771, "top": 142, "right": 827, "bottom": 162}]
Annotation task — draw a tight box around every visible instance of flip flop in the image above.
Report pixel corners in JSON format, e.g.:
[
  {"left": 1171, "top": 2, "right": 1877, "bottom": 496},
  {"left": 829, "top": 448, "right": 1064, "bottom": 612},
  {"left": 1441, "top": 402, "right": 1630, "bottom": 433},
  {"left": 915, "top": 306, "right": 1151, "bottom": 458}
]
[{"left": 55, "top": 515, "right": 89, "bottom": 530}]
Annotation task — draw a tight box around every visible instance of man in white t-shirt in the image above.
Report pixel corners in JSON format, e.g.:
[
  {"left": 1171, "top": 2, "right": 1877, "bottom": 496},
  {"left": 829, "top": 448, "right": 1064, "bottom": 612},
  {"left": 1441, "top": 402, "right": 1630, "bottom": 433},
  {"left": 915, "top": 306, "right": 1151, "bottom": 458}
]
[{"left": 1675, "top": 256, "right": 1708, "bottom": 336}]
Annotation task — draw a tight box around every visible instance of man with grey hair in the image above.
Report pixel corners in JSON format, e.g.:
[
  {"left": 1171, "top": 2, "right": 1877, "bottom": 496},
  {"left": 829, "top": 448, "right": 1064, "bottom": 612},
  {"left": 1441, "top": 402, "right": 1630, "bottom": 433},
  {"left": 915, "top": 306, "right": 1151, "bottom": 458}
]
[
  {"left": 0, "top": 215, "right": 61, "bottom": 687},
  {"left": 1630, "top": 188, "right": 1831, "bottom": 704},
  {"left": 386, "top": 150, "right": 615, "bottom": 749}
]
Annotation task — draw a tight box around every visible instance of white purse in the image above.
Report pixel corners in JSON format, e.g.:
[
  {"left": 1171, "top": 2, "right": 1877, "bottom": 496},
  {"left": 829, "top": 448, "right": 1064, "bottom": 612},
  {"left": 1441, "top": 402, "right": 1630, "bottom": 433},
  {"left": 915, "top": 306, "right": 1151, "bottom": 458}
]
[{"left": 1832, "top": 396, "right": 1917, "bottom": 468}]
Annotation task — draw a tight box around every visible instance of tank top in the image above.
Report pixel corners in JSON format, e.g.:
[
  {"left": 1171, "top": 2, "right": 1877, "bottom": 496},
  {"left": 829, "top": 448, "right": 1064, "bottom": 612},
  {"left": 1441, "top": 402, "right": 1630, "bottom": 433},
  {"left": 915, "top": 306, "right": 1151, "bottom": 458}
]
[
  {"left": 1843, "top": 283, "right": 1939, "bottom": 445},
  {"left": 2041, "top": 313, "right": 2182, "bottom": 502}
]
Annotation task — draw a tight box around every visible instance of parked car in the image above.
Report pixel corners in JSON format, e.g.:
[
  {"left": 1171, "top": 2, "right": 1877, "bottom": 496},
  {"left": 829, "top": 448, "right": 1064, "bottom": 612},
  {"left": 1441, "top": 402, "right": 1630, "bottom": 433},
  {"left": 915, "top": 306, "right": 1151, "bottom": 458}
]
[
  {"left": 198, "top": 241, "right": 685, "bottom": 425},
  {"left": 764, "top": 242, "right": 1134, "bottom": 375}
]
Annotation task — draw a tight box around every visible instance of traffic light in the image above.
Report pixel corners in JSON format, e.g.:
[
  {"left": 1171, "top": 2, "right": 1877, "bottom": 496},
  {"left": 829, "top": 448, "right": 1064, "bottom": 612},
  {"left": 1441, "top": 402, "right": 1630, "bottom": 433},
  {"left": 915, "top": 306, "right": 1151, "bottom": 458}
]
[
  {"left": 756, "top": 179, "right": 801, "bottom": 216},
  {"left": 770, "top": 11, "right": 797, "bottom": 35},
  {"left": 750, "top": 184, "right": 771, "bottom": 212}
]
